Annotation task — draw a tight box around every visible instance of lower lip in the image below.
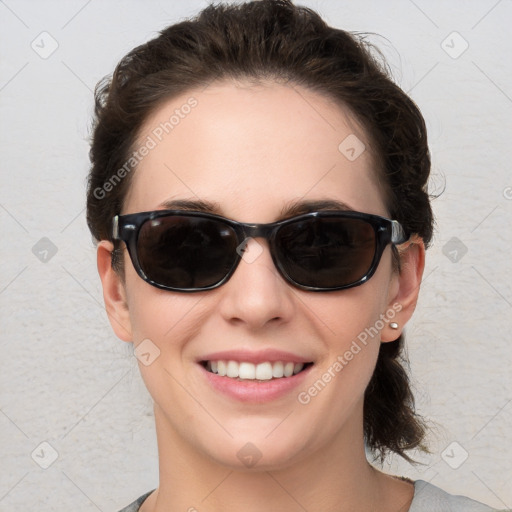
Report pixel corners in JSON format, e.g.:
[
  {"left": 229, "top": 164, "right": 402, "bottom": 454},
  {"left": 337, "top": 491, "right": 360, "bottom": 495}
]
[{"left": 200, "top": 364, "right": 312, "bottom": 403}]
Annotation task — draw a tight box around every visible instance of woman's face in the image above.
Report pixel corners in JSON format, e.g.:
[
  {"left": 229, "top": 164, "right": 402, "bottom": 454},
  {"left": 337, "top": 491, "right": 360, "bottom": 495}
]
[{"left": 100, "top": 80, "right": 415, "bottom": 470}]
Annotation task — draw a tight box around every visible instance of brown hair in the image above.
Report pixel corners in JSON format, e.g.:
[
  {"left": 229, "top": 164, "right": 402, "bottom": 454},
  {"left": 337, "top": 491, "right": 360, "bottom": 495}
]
[{"left": 87, "top": 0, "right": 433, "bottom": 461}]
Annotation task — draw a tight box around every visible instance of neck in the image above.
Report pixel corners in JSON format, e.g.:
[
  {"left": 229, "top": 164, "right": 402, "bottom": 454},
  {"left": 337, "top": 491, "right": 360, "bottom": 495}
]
[{"left": 142, "top": 404, "right": 414, "bottom": 512}]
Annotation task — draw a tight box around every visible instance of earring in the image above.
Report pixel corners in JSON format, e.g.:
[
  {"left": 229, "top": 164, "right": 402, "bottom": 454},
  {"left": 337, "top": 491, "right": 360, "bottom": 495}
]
[{"left": 390, "top": 322, "right": 399, "bottom": 330}]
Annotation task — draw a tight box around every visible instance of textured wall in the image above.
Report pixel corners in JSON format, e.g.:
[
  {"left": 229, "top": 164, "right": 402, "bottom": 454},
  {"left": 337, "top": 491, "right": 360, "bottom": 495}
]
[{"left": 1, "top": 0, "right": 511, "bottom": 510}]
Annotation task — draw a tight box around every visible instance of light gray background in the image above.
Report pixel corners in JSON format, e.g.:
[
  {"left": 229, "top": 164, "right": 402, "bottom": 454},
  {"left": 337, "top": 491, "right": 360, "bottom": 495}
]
[{"left": 1, "top": 0, "right": 511, "bottom": 510}]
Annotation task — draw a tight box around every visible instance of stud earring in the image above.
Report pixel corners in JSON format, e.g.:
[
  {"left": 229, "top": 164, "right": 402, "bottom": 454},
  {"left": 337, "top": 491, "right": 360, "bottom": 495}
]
[{"left": 390, "top": 322, "right": 399, "bottom": 330}]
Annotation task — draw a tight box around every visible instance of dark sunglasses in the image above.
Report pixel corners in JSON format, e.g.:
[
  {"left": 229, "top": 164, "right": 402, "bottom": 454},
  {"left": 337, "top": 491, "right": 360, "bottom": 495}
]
[{"left": 112, "top": 209, "right": 408, "bottom": 292}]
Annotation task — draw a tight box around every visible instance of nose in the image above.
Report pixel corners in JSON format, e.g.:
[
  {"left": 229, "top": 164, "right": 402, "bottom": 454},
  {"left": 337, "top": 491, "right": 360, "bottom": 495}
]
[{"left": 217, "top": 237, "right": 295, "bottom": 330}]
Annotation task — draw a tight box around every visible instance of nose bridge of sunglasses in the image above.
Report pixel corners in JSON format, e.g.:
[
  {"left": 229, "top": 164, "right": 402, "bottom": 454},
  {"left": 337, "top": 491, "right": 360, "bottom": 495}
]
[
  {"left": 235, "top": 235, "right": 269, "bottom": 265},
  {"left": 234, "top": 221, "right": 283, "bottom": 266}
]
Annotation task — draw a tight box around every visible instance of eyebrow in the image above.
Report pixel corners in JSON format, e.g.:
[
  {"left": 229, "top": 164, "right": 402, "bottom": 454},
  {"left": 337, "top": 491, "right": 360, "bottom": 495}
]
[
  {"left": 157, "top": 198, "right": 355, "bottom": 219},
  {"left": 279, "top": 199, "right": 354, "bottom": 218},
  {"left": 158, "top": 198, "right": 221, "bottom": 214}
]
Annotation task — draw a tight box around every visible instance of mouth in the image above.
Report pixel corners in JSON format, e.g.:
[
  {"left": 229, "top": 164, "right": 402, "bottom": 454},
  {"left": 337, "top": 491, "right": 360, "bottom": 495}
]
[{"left": 201, "top": 360, "right": 314, "bottom": 381}]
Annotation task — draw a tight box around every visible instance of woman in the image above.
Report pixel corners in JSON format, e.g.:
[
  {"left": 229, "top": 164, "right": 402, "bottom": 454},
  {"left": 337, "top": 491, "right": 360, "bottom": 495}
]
[{"left": 86, "top": 1, "right": 500, "bottom": 510}]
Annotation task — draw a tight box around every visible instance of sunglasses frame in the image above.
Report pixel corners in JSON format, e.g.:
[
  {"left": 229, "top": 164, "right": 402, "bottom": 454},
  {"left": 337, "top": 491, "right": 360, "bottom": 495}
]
[{"left": 112, "top": 209, "right": 408, "bottom": 292}]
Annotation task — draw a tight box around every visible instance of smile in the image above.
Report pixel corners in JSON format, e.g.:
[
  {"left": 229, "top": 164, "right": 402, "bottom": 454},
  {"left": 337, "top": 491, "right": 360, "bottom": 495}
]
[{"left": 203, "top": 360, "right": 312, "bottom": 381}]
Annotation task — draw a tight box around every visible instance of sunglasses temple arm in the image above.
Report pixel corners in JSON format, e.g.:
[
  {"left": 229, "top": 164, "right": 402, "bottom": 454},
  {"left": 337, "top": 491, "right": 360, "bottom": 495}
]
[
  {"left": 390, "top": 220, "right": 408, "bottom": 245},
  {"left": 112, "top": 215, "right": 120, "bottom": 240}
]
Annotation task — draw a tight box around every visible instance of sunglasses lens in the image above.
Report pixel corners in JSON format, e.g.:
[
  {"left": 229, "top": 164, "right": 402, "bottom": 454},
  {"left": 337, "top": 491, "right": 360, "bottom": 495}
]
[
  {"left": 275, "top": 217, "right": 376, "bottom": 289},
  {"left": 137, "top": 216, "right": 238, "bottom": 289}
]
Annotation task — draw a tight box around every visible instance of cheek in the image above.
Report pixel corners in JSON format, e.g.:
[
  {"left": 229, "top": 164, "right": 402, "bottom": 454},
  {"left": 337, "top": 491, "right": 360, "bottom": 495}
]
[
  {"left": 125, "top": 283, "right": 208, "bottom": 406},
  {"left": 127, "top": 285, "right": 204, "bottom": 344},
  {"left": 311, "top": 257, "right": 395, "bottom": 352},
  {"left": 122, "top": 261, "right": 209, "bottom": 369},
  {"left": 297, "top": 255, "right": 395, "bottom": 404},
  {"left": 316, "top": 290, "right": 385, "bottom": 338},
  {"left": 311, "top": 289, "right": 383, "bottom": 386},
  {"left": 294, "top": 288, "right": 389, "bottom": 436}
]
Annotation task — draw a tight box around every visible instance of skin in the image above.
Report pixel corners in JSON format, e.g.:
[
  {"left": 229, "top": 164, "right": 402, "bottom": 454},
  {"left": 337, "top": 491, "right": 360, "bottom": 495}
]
[{"left": 97, "top": 80, "right": 425, "bottom": 512}]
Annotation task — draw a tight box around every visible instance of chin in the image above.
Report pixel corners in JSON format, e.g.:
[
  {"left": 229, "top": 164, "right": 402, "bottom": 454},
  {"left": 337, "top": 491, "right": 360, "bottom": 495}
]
[{"left": 200, "top": 433, "right": 312, "bottom": 473}]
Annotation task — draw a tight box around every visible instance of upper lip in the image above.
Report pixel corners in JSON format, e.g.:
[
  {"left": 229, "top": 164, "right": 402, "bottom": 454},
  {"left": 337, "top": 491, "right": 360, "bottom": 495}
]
[{"left": 198, "top": 349, "right": 313, "bottom": 365}]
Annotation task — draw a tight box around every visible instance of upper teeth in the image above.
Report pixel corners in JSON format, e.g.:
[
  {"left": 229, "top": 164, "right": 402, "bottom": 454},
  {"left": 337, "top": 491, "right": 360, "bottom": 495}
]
[{"left": 206, "top": 360, "right": 305, "bottom": 380}]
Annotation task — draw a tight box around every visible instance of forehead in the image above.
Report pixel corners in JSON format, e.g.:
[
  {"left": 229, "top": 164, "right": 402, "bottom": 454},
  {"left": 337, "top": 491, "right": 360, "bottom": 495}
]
[{"left": 124, "top": 80, "right": 387, "bottom": 220}]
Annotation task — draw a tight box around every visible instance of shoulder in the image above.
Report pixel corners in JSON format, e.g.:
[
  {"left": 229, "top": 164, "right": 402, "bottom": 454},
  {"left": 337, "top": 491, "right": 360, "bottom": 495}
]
[
  {"left": 411, "top": 480, "right": 499, "bottom": 512},
  {"left": 119, "top": 484, "right": 505, "bottom": 512},
  {"left": 117, "top": 490, "right": 154, "bottom": 512}
]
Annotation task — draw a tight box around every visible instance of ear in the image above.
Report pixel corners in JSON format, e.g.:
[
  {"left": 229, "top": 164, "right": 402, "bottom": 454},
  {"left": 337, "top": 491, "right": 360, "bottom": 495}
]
[
  {"left": 97, "top": 240, "right": 133, "bottom": 342},
  {"left": 381, "top": 236, "right": 425, "bottom": 342}
]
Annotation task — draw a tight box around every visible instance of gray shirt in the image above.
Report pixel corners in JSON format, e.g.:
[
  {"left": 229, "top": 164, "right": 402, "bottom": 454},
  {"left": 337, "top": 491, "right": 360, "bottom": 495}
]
[{"left": 118, "top": 480, "right": 500, "bottom": 511}]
